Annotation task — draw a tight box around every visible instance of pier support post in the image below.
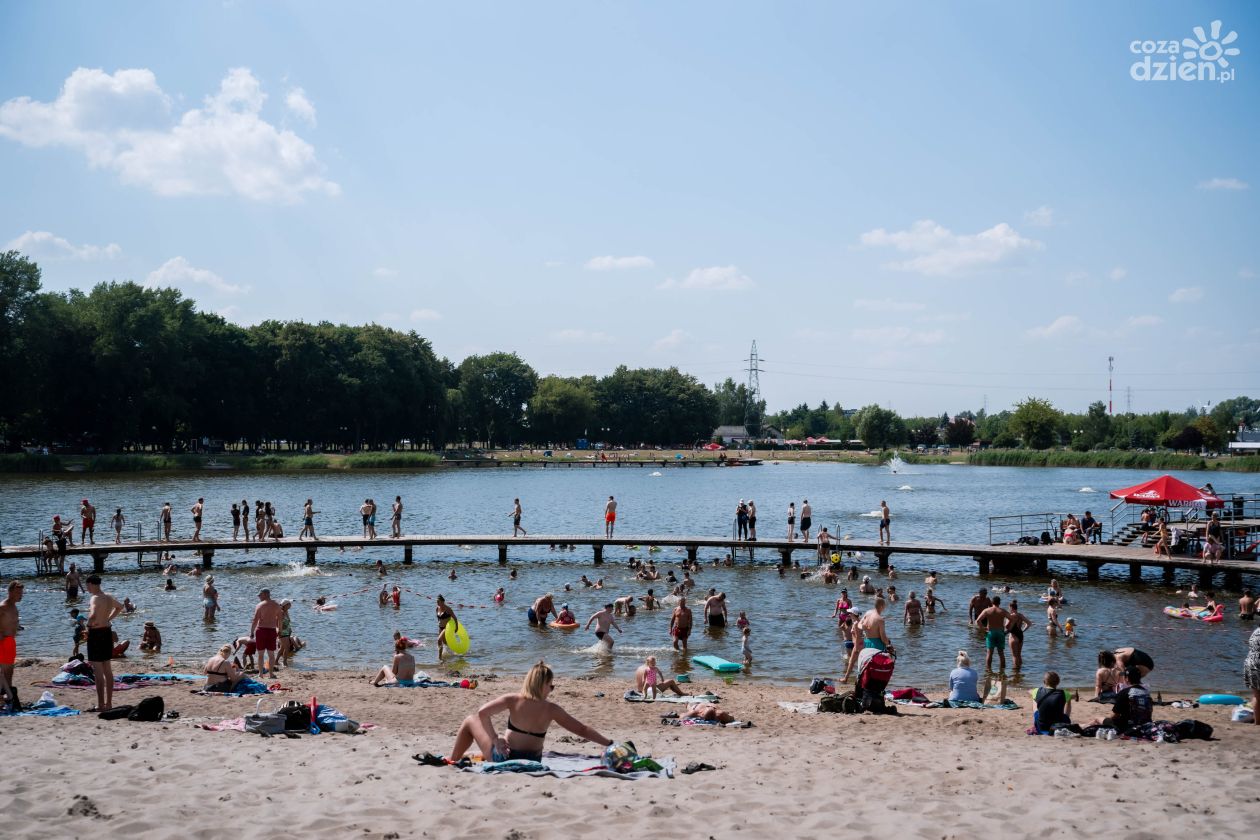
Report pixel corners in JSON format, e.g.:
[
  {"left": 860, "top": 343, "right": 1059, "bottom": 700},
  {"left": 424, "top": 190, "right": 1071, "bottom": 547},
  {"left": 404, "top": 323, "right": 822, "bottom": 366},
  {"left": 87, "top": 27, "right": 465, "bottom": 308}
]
[
  {"left": 875, "top": 551, "right": 890, "bottom": 572},
  {"left": 498, "top": 544, "right": 508, "bottom": 565},
  {"left": 304, "top": 547, "right": 316, "bottom": 567},
  {"left": 593, "top": 544, "right": 603, "bottom": 565},
  {"left": 202, "top": 549, "right": 215, "bottom": 570},
  {"left": 1086, "top": 562, "right": 1100, "bottom": 581},
  {"left": 1198, "top": 569, "right": 1214, "bottom": 588},
  {"left": 976, "top": 556, "right": 990, "bottom": 575},
  {"left": 403, "top": 545, "right": 413, "bottom": 565},
  {"left": 686, "top": 545, "right": 698, "bottom": 563},
  {"left": 91, "top": 551, "right": 107, "bottom": 574},
  {"left": 1128, "top": 563, "right": 1142, "bottom": 583},
  {"left": 1035, "top": 557, "right": 1048, "bottom": 575},
  {"left": 1162, "top": 566, "right": 1175, "bottom": 584},
  {"left": 1224, "top": 571, "right": 1243, "bottom": 590},
  {"left": 778, "top": 548, "right": 792, "bottom": 567}
]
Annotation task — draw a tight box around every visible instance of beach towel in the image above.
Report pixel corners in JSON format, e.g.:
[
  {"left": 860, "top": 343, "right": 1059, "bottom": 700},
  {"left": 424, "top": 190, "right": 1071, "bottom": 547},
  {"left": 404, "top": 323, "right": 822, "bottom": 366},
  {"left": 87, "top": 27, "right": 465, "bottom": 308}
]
[
  {"left": 452, "top": 751, "right": 674, "bottom": 779},
  {"left": 0, "top": 703, "right": 81, "bottom": 717},
  {"left": 662, "top": 717, "right": 752, "bottom": 728},
  {"left": 624, "top": 690, "right": 719, "bottom": 704},
  {"left": 191, "top": 677, "right": 271, "bottom": 697},
  {"left": 41, "top": 672, "right": 203, "bottom": 691},
  {"left": 381, "top": 678, "right": 466, "bottom": 689},
  {"left": 776, "top": 701, "right": 819, "bottom": 715},
  {"left": 932, "top": 699, "right": 1020, "bottom": 710}
]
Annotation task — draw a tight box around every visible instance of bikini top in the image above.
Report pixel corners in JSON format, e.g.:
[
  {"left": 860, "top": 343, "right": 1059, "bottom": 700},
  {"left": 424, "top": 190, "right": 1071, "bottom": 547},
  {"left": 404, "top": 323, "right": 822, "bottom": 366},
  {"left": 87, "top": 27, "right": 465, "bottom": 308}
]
[{"left": 506, "top": 718, "right": 546, "bottom": 739}]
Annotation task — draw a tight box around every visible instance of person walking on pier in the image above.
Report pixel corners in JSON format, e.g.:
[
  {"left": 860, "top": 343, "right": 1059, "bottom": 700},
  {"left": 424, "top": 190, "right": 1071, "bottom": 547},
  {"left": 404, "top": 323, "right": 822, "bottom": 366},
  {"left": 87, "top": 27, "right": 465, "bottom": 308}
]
[
  {"left": 160, "top": 502, "right": 173, "bottom": 541},
  {"left": 736, "top": 500, "right": 749, "bottom": 540},
  {"left": 392, "top": 496, "right": 403, "bottom": 538},
  {"left": 360, "top": 499, "right": 372, "bottom": 539},
  {"left": 878, "top": 500, "right": 891, "bottom": 545},
  {"left": 190, "top": 498, "right": 204, "bottom": 541},
  {"left": 787, "top": 501, "right": 796, "bottom": 541},
  {"left": 748, "top": 500, "right": 757, "bottom": 540},
  {"left": 80, "top": 499, "right": 96, "bottom": 545},
  {"left": 239, "top": 499, "right": 250, "bottom": 543},
  {"left": 604, "top": 496, "right": 617, "bottom": 538},
  {"left": 231, "top": 503, "right": 241, "bottom": 540},
  {"left": 800, "top": 499, "right": 812, "bottom": 543},
  {"left": 511, "top": 498, "right": 527, "bottom": 537},
  {"left": 300, "top": 499, "right": 317, "bottom": 540},
  {"left": 111, "top": 507, "right": 125, "bottom": 544}
]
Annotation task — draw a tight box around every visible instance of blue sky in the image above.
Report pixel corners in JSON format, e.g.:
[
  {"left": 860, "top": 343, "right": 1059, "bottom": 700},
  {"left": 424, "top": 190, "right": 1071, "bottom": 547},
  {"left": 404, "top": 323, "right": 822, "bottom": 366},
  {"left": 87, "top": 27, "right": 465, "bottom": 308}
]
[{"left": 1, "top": 1, "right": 1256, "bottom": 416}]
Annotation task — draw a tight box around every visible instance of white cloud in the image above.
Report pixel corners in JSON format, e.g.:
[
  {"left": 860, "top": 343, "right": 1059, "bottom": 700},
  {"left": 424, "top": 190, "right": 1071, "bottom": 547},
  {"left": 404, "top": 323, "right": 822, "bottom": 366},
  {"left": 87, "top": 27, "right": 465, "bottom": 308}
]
[
  {"left": 652, "top": 328, "right": 692, "bottom": 351},
  {"left": 852, "top": 297, "right": 925, "bottom": 312},
  {"left": 658, "top": 265, "right": 753, "bottom": 291},
  {"left": 409, "top": 308, "right": 441, "bottom": 322},
  {"left": 584, "top": 255, "right": 654, "bottom": 271},
  {"left": 284, "top": 88, "right": 316, "bottom": 125},
  {"left": 1109, "top": 266, "right": 1128, "bottom": 281},
  {"left": 1169, "top": 286, "right": 1203, "bottom": 303},
  {"left": 850, "top": 326, "right": 946, "bottom": 346},
  {"left": 1126, "top": 314, "right": 1163, "bottom": 329},
  {"left": 1197, "top": 177, "right": 1249, "bottom": 191},
  {"left": 5, "top": 230, "right": 121, "bottom": 261},
  {"left": 1026, "top": 315, "right": 1083, "bottom": 338},
  {"left": 146, "top": 256, "right": 247, "bottom": 295},
  {"left": 373, "top": 267, "right": 398, "bottom": 279},
  {"left": 551, "top": 329, "right": 613, "bottom": 344},
  {"left": 1023, "top": 205, "right": 1055, "bottom": 227},
  {"left": 858, "top": 220, "right": 1042, "bottom": 276},
  {"left": 0, "top": 67, "right": 338, "bottom": 202}
]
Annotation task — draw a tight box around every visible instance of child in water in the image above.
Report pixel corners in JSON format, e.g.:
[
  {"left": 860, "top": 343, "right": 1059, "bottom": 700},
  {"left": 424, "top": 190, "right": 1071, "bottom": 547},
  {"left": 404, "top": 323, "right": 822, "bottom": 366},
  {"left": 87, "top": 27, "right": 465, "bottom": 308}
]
[
  {"left": 741, "top": 626, "right": 752, "bottom": 665},
  {"left": 1063, "top": 617, "right": 1077, "bottom": 639},
  {"left": 493, "top": 587, "right": 505, "bottom": 603}
]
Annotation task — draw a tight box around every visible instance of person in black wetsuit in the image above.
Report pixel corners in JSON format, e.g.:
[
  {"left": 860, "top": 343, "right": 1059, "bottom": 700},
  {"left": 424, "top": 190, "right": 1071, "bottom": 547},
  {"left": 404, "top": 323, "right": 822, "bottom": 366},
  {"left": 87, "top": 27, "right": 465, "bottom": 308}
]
[{"left": 445, "top": 661, "right": 613, "bottom": 764}]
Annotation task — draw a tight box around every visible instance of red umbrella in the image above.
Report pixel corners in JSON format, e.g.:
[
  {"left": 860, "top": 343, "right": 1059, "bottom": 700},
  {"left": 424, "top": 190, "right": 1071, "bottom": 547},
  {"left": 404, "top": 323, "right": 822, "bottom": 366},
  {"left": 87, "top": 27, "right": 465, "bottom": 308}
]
[
  {"left": 702, "top": 442, "right": 725, "bottom": 451},
  {"left": 1108, "top": 475, "right": 1224, "bottom": 509}
]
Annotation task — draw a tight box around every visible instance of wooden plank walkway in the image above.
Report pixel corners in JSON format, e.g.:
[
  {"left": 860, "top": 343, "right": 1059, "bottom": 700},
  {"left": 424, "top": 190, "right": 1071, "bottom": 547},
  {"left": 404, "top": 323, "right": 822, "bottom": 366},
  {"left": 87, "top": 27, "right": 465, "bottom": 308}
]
[{"left": 3, "top": 532, "right": 1256, "bottom": 584}]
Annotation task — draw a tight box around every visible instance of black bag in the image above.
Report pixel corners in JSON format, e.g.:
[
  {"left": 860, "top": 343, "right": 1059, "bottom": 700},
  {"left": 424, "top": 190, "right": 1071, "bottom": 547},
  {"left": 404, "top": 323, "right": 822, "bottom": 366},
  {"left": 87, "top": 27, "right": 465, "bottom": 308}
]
[
  {"left": 280, "top": 701, "right": 311, "bottom": 731},
  {"left": 128, "top": 695, "right": 164, "bottom": 722},
  {"left": 98, "top": 705, "right": 135, "bottom": 720},
  {"left": 1040, "top": 531, "right": 1052, "bottom": 545},
  {"left": 1173, "top": 719, "right": 1214, "bottom": 740},
  {"left": 819, "top": 691, "right": 861, "bottom": 714}
]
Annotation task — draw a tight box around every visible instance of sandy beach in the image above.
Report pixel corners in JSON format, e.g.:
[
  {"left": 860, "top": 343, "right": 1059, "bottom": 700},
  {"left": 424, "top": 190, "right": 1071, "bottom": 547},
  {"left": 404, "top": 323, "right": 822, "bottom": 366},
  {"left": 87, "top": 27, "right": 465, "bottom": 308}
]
[{"left": 3, "top": 658, "right": 1256, "bottom": 839}]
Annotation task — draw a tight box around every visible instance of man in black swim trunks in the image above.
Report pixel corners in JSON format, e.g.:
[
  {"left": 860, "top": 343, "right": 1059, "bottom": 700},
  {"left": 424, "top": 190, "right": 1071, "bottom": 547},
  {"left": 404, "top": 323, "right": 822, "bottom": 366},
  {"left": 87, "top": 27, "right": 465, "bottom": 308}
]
[
  {"left": 85, "top": 574, "right": 124, "bottom": 711},
  {"left": 1114, "top": 647, "right": 1155, "bottom": 679},
  {"left": 584, "top": 603, "right": 621, "bottom": 648},
  {"left": 800, "top": 499, "right": 812, "bottom": 542},
  {"left": 704, "top": 590, "right": 727, "bottom": 628}
]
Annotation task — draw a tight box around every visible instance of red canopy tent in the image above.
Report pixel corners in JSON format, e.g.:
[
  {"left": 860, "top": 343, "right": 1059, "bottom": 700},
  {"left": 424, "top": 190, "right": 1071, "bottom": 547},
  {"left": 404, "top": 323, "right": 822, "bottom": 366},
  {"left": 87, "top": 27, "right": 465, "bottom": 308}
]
[
  {"left": 1108, "top": 475, "right": 1224, "bottom": 509},
  {"left": 701, "top": 442, "right": 725, "bottom": 451}
]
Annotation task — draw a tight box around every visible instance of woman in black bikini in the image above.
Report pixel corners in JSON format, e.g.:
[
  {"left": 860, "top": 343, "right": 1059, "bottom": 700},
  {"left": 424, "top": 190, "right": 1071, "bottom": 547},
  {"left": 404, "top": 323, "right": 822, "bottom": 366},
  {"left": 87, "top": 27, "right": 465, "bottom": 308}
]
[
  {"left": 1006, "top": 601, "right": 1032, "bottom": 671},
  {"left": 445, "top": 661, "right": 612, "bottom": 764},
  {"left": 203, "top": 643, "right": 243, "bottom": 692}
]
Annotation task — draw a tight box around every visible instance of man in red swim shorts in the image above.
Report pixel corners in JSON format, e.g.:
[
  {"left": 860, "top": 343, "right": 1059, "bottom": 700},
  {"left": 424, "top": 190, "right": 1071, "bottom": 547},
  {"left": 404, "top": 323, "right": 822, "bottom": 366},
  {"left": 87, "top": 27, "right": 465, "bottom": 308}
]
[
  {"left": 604, "top": 495, "right": 617, "bottom": 538},
  {"left": 251, "top": 588, "right": 285, "bottom": 678},
  {"left": 0, "top": 580, "right": 23, "bottom": 712}
]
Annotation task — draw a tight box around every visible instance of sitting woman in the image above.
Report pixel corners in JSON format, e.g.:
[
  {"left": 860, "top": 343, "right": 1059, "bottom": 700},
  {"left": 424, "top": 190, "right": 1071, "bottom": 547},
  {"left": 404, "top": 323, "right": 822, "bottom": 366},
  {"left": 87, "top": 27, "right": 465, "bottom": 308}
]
[
  {"left": 204, "top": 643, "right": 244, "bottom": 692},
  {"left": 1203, "top": 533, "right": 1225, "bottom": 561},
  {"left": 139, "top": 621, "right": 162, "bottom": 652},
  {"left": 372, "top": 638, "right": 417, "bottom": 686},
  {"left": 1092, "top": 650, "right": 1120, "bottom": 701},
  {"left": 446, "top": 661, "right": 612, "bottom": 764},
  {"left": 947, "top": 650, "right": 982, "bottom": 704}
]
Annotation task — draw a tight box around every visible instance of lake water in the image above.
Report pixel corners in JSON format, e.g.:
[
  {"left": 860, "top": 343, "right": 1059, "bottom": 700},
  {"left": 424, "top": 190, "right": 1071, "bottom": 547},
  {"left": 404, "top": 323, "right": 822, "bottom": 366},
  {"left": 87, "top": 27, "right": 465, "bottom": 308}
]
[{"left": 2, "top": 463, "right": 1256, "bottom": 693}]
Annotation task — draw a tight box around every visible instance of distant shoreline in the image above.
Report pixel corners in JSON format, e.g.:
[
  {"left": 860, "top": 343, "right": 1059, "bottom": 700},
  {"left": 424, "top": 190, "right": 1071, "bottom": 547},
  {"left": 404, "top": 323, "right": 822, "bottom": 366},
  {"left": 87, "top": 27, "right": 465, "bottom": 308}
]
[{"left": 1, "top": 447, "right": 1256, "bottom": 474}]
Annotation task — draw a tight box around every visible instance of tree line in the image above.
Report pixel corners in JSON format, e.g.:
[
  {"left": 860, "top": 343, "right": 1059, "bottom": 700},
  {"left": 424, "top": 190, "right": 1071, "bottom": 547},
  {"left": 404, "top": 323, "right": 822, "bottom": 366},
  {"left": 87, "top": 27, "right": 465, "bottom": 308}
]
[{"left": 2, "top": 250, "right": 1253, "bottom": 453}]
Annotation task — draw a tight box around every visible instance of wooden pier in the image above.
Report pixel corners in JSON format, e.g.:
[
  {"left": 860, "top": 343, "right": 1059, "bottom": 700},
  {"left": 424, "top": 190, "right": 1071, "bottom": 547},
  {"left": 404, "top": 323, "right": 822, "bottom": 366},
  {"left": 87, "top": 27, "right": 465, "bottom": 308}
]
[{"left": 3, "top": 533, "right": 1257, "bottom": 588}]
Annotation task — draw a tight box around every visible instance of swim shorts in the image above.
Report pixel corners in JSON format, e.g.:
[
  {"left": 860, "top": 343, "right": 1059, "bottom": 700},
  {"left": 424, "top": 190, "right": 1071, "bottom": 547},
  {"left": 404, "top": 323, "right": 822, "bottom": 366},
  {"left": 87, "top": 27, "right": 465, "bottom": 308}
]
[
  {"left": 985, "top": 630, "right": 1006, "bottom": 650},
  {"left": 844, "top": 640, "right": 855, "bottom": 650},
  {"left": 708, "top": 614, "right": 726, "bottom": 628},
  {"left": 595, "top": 631, "right": 606, "bottom": 640},
  {"left": 606, "top": 512, "right": 616, "bottom": 522},
  {"left": 65, "top": 586, "right": 78, "bottom": 600},
  {"left": 527, "top": 607, "right": 539, "bottom": 625},
  {"left": 863, "top": 637, "right": 886, "bottom": 651},
  {"left": 86, "top": 626, "right": 113, "bottom": 662},
  {"left": 82, "top": 519, "right": 94, "bottom": 530},
  {"left": 800, "top": 517, "right": 812, "bottom": 531},
  {"left": 673, "top": 626, "right": 691, "bottom": 641},
  {"left": 492, "top": 745, "right": 543, "bottom": 763},
  {"left": 1128, "top": 649, "right": 1155, "bottom": 672},
  {"left": 0, "top": 635, "right": 15, "bottom": 665},
  {"left": 255, "top": 627, "right": 278, "bottom": 651}
]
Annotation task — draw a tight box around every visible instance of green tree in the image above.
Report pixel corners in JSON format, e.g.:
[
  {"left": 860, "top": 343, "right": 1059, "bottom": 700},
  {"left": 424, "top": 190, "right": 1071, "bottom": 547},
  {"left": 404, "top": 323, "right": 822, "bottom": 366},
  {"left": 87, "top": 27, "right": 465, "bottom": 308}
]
[
  {"left": 854, "top": 404, "right": 906, "bottom": 449},
  {"left": 528, "top": 376, "right": 596, "bottom": 444},
  {"left": 1009, "top": 397, "right": 1062, "bottom": 450},
  {"left": 944, "top": 417, "right": 975, "bottom": 447},
  {"left": 458, "top": 352, "right": 538, "bottom": 446},
  {"left": 594, "top": 366, "right": 716, "bottom": 445}
]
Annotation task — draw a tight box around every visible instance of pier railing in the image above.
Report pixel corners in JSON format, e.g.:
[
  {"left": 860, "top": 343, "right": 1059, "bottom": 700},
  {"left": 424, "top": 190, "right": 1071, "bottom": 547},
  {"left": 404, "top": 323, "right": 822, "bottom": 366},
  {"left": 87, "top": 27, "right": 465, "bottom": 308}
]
[{"left": 988, "top": 512, "right": 1063, "bottom": 546}]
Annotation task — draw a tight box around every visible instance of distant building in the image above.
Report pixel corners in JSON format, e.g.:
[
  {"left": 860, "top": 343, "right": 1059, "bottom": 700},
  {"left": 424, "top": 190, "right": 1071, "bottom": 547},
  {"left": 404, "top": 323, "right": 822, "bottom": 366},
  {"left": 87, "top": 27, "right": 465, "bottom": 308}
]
[
  {"left": 712, "top": 424, "right": 785, "bottom": 445},
  {"left": 1228, "top": 426, "right": 1260, "bottom": 453}
]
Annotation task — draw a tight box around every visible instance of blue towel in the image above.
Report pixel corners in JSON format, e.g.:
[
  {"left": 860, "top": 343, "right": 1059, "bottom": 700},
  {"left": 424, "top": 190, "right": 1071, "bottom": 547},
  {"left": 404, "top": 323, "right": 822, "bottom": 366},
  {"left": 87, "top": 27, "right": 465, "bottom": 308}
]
[
  {"left": 381, "top": 679, "right": 460, "bottom": 688},
  {"left": 195, "top": 676, "right": 271, "bottom": 696},
  {"left": 0, "top": 703, "right": 80, "bottom": 717}
]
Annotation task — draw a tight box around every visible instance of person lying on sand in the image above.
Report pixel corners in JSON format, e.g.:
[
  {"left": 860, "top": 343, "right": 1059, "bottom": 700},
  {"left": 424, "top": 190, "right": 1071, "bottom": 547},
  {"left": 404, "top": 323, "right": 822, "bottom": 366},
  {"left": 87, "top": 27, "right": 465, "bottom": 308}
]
[
  {"left": 372, "top": 638, "right": 417, "bottom": 686},
  {"left": 682, "top": 702, "right": 735, "bottom": 724},
  {"left": 635, "top": 656, "right": 688, "bottom": 697},
  {"left": 442, "top": 661, "right": 613, "bottom": 764}
]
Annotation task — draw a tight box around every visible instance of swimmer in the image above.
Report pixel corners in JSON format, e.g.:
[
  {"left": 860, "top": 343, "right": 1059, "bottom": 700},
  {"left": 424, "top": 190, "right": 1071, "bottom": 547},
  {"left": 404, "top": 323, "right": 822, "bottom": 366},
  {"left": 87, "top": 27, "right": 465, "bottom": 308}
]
[
  {"left": 859, "top": 576, "right": 875, "bottom": 595},
  {"left": 122, "top": 597, "right": 136, "bottom": 614},
  {"left": 448, "top": 569, "right": 458, "bottom": 581},
  {"left": 1063, "top": 617, "right": 1077, "bottom": 639},
  {"left": 903, "top": 592, "right": 924, "bottom": 625},
  {"left": 584, "top": 603, "right": 622, "bottom": 648},
  {"left": 612, "top": 595, "right": 635, "bottom": 616},
  {"left": 494, "top": 587, "right": 505, "bottom": 604},
  {"left": 640, "top": 589, "right": 660, "bottom": 610},
  {"left": 925, "top": 571, "right": 938, "bottom": 586}
]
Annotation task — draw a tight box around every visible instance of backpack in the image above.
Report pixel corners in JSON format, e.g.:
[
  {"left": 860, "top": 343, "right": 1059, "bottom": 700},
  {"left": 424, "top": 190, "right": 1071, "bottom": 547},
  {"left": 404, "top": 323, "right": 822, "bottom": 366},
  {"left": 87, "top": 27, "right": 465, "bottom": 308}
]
[
  {"left": 819, "top": 691, "right": 861, "bottom": 714},
  {"left": 858, "top": 652, "right": 895, "bottom": 689},
  {"left": 280, "top": 700, "right": 312, "bottom": 731},
  {"left": 1173, "top": 719, "right": 1214, "bottom": 740},
  {"left": 1040, "top": 531, "right": 1052, "bottom": 545},
  {"left": 1126, "top": 685, "right": 1153, "bottom": 726},
  {"left": 128, "top": 695, "right": 164, "bottom": 722}
]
